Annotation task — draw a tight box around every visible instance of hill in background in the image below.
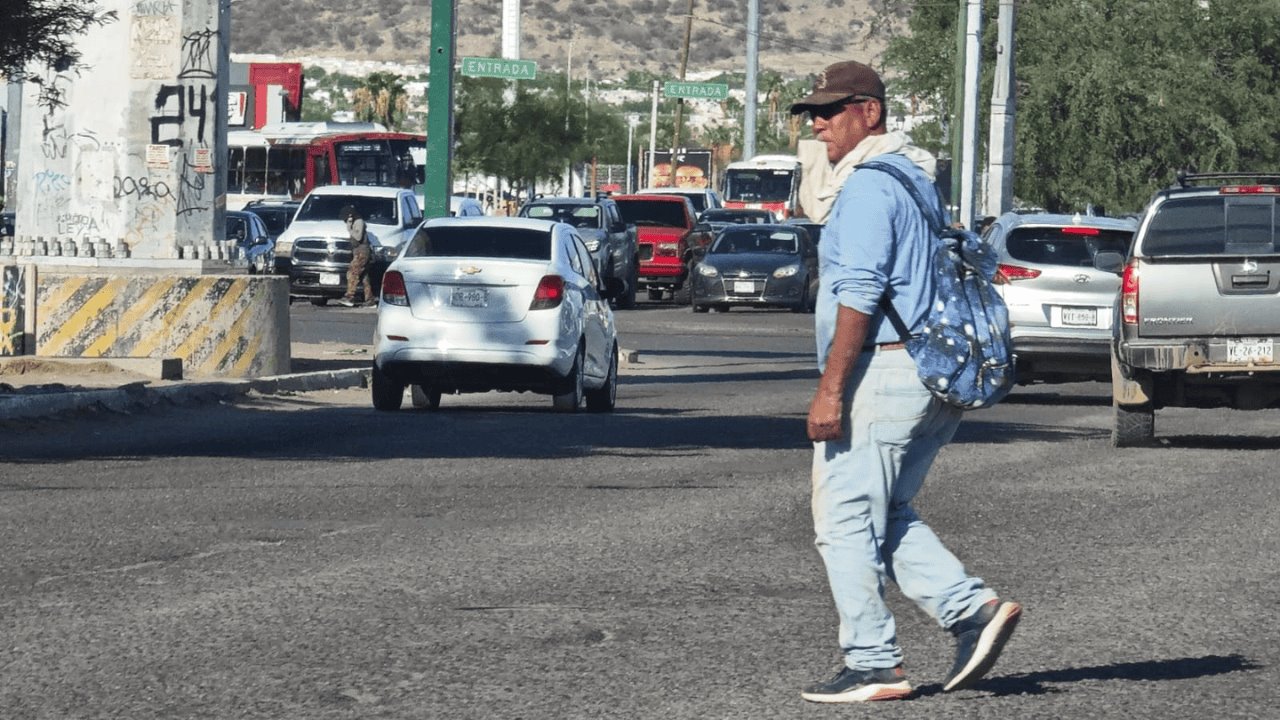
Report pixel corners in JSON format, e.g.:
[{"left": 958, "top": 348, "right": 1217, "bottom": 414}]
[{"left": 229, "top": 0, "right": 906, "bottom": 79}]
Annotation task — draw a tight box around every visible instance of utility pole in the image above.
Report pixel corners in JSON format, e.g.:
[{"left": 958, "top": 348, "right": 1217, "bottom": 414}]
[
  {"left": 985, "top": 0, "right": 1015, "bottom": 218},
  {"left": 959, "top": 0, "right": 983, "bottom": 230},
  {"left": 423, "top": 0, "right": 457, "bottom": 219},
  {"left": 668, "top": 0, "right": 695, "bottom": 187},
  {"left": 648, "top": 80, "right": 659, "bottom": 189},
  {"left": 743, "top": 0, "right": 759, "bottom": 160},
  {"left": 949, "top": 0, "right": 966, "bottom": 216}
]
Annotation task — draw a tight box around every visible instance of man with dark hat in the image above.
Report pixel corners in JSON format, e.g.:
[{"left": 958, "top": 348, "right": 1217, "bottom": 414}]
[
  {"left": 338, "top": 204, "right": 375, "bottom": 307},
  {"left": 791, "top": 60, "right": 1022, "bottom": 704}
]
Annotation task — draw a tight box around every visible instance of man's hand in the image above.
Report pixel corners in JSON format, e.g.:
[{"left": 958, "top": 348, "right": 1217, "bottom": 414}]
[{"left": 807, "top": 388, "right": 844, "bottom": 442}]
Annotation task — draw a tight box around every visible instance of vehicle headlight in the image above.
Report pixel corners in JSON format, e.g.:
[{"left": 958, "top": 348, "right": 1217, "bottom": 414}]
[
  {"left": 773, "top": 264, "right": 800, "bottom": 278},
  {"left": 697, "top": 263, "right": 719, "bottom": 277},
  {"left": 374, "top": 245, "right": 400, "bottom": 262},
  {"left": 584, "top": 238, "right": 601, "bottom": 252},
  {"left": 274, "top": 239, "right": 294, "bottom": 256}
]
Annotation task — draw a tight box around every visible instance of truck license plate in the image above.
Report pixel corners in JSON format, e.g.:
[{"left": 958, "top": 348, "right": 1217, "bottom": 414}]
[
  {"left": 451, "top": 287, "right": 488, "bottom": 308},
  {"left": 733, "top": 281, "right": 756, "bottom": 294},
  {"left": 319, "top": 272, "right": 342, "bottom": 286},
  {"left": 1228, "top": 337, "right": 1273, "bottom": 364},
  {"left": 1060, "top": 306, "right": 1097, "bottom": 326}
]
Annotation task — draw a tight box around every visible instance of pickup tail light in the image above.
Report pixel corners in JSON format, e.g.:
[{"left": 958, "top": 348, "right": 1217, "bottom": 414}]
[
  {"left": 994, "top": 263, "right": 1041, "bottom": 284},
  {"left": 530, "top": 275, "right": 565, "bottom": 310},
  {"left": 382, "top": 270, "right": 407, "bottom": 306},
  {"left": 1121, "top": 259, "right": 1139, "bottom": 324},
  {"left": 655, "top": 242, "right": 680, "bottom": 257},
  {"left": 1221, "top": 185, "right": 1280, "bottom": 194}
]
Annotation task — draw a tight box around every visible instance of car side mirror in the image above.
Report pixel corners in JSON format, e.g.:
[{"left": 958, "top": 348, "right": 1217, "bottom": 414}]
[{"left": 1093, "top": 252, "right": 1125, "bottom": 274}]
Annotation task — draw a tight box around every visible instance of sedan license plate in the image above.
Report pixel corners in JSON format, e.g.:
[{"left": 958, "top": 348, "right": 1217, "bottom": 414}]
[
  {"left": 1228, "top": 337, "right": 1274, "bottom": 364},
  {"left": 450, "top": 287, "right": 488, "bottom": 308},
  {"left": 733, "top": 280, "right": 756, "bottom": 294},
  {"left": 319, "top": 272, "right": 342, "bottom": 286},
  {"left": 1060, "top": 306, "right": 1097, "bottom": 327}
]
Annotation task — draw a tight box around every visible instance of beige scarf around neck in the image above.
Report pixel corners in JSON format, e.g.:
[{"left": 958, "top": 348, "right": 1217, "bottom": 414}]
[{"left": 806, "top": 131, "right": 936, "bottom": 224}]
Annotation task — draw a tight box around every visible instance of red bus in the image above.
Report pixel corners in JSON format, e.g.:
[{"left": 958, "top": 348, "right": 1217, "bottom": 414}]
[{"left": 226, "top": 121, "right": 425, "bottom": 209}]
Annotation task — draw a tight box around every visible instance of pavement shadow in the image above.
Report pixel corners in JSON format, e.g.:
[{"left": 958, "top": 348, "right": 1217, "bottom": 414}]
[
  {"left": 911, "top": 653, "right": 1259, "bottom": 698},
  {"left": 951, "top": 420, "right": 1108, "bottom": 444}
]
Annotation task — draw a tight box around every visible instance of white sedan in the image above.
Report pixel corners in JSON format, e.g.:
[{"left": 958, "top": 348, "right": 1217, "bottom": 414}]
[{"left": 371, "top": 217, "right": 623, "bottom": 412}]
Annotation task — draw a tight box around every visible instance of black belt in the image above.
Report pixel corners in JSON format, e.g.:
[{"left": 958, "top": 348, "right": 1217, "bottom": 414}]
[{"left": 861, "top": 341, "right": 907, "bottom": 352}]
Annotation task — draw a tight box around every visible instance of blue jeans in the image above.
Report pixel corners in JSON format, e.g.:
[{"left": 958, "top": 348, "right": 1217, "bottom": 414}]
[{"left": 811, "top": 347, "right": 995, "bottom": 670}]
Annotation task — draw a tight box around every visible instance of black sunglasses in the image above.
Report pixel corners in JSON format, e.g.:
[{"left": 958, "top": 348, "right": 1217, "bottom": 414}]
[{"left": 805, "top": 97, "right": 872, "bottom": 122}]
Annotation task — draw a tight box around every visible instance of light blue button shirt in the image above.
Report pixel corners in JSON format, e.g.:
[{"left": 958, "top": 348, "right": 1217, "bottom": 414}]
[{"left": 815, "top": 152, "right": 942, "bottom": 372}]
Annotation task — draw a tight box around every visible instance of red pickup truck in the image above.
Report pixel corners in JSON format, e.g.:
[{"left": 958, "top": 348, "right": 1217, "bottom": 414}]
[{"left": 612, "top": 193, "right": 713, "bottom": 303}]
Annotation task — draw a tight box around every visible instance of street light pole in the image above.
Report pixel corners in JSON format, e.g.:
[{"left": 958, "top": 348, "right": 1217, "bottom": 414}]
[{"left": 626, "top": 113, "right": 640, "bottom": 193}]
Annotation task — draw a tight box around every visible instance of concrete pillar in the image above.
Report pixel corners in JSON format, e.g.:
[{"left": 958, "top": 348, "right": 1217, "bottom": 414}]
[{"left": 13, "top": 0, "right": 229, "bottom": 259}]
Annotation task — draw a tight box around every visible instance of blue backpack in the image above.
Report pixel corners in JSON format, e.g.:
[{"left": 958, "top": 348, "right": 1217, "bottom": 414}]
[{"left": 857, "top": 160, "right": 1016, "bottom": 410}]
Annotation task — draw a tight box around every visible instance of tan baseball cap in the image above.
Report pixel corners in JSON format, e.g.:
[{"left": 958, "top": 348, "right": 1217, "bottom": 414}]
[{"left": 789, "top": 60, "right": 886, "bottom": 114}]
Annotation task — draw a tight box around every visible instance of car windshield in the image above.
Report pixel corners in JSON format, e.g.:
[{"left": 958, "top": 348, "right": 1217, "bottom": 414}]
[
  {"left": 724, "top": 169, "right": 792, "bottom": 202},
  {"left": 295, "top": 195, "right": 398, "bottom": 225},
  {"left": 1006, "top": 226, "right": 1132, "bottom": 266},
  {"left": 247, "top": 208, "right": 294, "bottom": 235},
  {"left": 402, "top": 226, "right": 552, "bottom": 260},
  {"left": 225, "top": 216, "right": 248, "bottom": 242},
  {"left": 615, "top": 199, "right": 686, "bottom": 228},
  {"left": 1143, "top": 195, "right": 1280, "bottom": 256},
  {"left": 701, "top": 209, "right": 772, "bottom": 225},
  {"left": 521, "top": 204, "right": 602, "bottom": 230},
  {"left": 710, "top": 228, "right": 799, "bottom": 254}
]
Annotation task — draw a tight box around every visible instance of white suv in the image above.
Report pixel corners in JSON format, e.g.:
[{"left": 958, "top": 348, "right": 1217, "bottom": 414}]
[{"left": 276, "top": 186, "right": 422, "bottom": 305}]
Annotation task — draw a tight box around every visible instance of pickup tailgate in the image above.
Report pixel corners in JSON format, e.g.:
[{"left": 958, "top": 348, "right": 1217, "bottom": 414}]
[{"left": 1136, "top": 257, "right": 1280, "bottom": 337}]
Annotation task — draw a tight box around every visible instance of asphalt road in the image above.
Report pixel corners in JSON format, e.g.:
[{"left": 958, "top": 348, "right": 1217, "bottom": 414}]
[{"left": 2, "top": 300, "right": 1276, "bottom": 719}]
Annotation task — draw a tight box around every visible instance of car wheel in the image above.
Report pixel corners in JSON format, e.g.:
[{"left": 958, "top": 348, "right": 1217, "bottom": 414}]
[
  {"left": 692, "top": 302, "right": 709, "bottom": 313},
  {"left": 585, "top": 344, "right": 618, "bottom": 413},
  {"left": 552, "top": 346, "right": 585, "bottom": 412},
  {"left": 672, "top": 280, "right": 692, "bottom": 306},
  {"left": 712, "top": 304, "right": 730, "bottom": 313},
  {"left": 790, "top": 280, "right": 810, "bottom": 313},
  {"left": 310, "top": 298, "right": 328, "bottom": 307},
  {"left": 371, "top": 362, "right": 405, "bottom": 411},
  {"left": 647, "top": 288, "right": 664, "bottom": 302},
  {"left": 411, "top": 384, "right": 442, "bottom": 410},
  {"left": 1112, "top": 402, "right": 1154, "bottom": 447}
]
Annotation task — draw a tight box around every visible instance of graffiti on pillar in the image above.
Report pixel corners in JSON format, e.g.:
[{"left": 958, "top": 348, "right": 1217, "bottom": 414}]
[
  {"left": 34, "top": 170, "right": 71, "bottom": 194},
  {"left": 151, "top": 84, "right": 211, "bottom": 147},
  {"left": 1, "top": 266, "right": 25, "bottom": 356},
  {"left": 176, "top": 153, "right": 210, "bottom": 216},
  {"left": 180, "top": 29, "right": 217, "bottom": 80},
  {"left": 114, "top": 175, "right": 174, "bottom": 201},
  {"left": 133, "top": 0, "right": 177, "bottom": 16},
  {"left": 131, "top": 15, "right": 178, "bottom": 80}
]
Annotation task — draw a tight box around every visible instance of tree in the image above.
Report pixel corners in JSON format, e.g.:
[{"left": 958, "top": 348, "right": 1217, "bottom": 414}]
[
  {"left": 883, "top": 0, "right": 1280, "bottom": 214},
  {"left": 1, "top": 0, "right": 117, "bottom": 108},
  {"left": 354, "top": 71, "right": 409, "bottom": 130}
]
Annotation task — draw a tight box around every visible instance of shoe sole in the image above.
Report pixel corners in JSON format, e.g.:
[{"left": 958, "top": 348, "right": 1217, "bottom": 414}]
[
  {"left": 801, "top": 681, "right": 913, "bottom": 703},
  {"left": 943, "top": 601, "right": 1022, "bottom": 692}
]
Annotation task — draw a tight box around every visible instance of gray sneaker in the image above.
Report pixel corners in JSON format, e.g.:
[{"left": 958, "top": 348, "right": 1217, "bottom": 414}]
[
  {"left": 336, "top": 297, "right": 356, "bottom": 307},
  {"left": 943, "top": 599, "right": 1023, "bottom": 692},
  {"left": 800, "top": 665, "right": 913, "bottom": 703}
]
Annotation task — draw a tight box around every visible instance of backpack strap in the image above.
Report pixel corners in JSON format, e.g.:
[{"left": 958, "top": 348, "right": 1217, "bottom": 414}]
[{"left": 856, "top": 159, "right": 944, "bottom": 344}]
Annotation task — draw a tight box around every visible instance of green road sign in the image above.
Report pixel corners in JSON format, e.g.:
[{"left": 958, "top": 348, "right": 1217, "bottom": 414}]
[
  {"left": 460, "top": 57, "right": 538, "bottom": 80},
  {"left": 663, "top": 81, "right": 730, "bottom": 100}
]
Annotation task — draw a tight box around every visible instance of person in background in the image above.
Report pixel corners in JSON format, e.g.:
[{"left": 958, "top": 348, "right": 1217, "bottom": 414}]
[
  {"left": 338, "top": 205, "right": 375, "bottom": 307},
  {"left": 791, "top": 59, "right": 1022, "bottom": 704}
]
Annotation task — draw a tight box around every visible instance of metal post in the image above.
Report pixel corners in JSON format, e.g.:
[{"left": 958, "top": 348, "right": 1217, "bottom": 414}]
[
  {"left": 626, "top": 113, "right": 639, "bottom": 193},
  {"left": 669, "top": 0, "right": 695, "bottom": 187},
  {"left": 648, "top": 80, "right": 659, "bottom": 189},
  {"left": 949, "top": 0, "right": 965, "bottom": 215},
  {"left": 423, "top": 0, "right": 457, "bottom": 219},
  {"left": 985, "top": 0, "right": 1016, "bottom": 218},
  {"left": 743, "top": 0, "right": 759, "bottom": 160},
  {"left": 959, "top": 0, "right": 983, "bottom": 230}
]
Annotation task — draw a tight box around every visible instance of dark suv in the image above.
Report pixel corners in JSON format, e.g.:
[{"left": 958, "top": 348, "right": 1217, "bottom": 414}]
[
  {"left": 1104, "top": 173, "right": 1280, "bottom": 446},
  {"left": 518, "top": 196, "right": 640, "bottom": 308}
]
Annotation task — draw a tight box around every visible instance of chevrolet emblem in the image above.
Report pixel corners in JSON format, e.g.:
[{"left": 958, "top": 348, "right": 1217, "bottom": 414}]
[{"left": 460, "top": 266, "right": 483, "bottom": 275}]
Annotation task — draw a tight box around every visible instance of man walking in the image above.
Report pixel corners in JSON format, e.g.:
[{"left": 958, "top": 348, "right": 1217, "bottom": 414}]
[
  {"left": 338, "top": 205, "right": 375, "bottom": 307},
  {"left": 792, "top": 60, "right": 1021, "bottom": 703}
]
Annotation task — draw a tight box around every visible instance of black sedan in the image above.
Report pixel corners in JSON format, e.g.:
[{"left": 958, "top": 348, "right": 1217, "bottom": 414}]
[{"left": 690, "top": 224, "right": 818, "bottom": 313}]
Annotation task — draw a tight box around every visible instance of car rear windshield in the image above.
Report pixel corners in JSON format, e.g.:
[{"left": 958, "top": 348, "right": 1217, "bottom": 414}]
[
  {"left": 615, "top": 199, "right": 687, "bottom": 228},
  {"left": 247, "top": 208, "right": 293, "bottom": 235},
  {"left": 1006, "top": 226, "right": 1132, "bottom": 267},
  {"left": 1143, "top": 195, "right": 1280, "bottom": 256},
  {"left": 295, "top": 195, "right": 397, "bottom": 225},
  {"left": 401, "top": 226, "right": 552, "bottom": 260},
  {"left": 521, "top": 204, "right": 602, "bottom": 230}
]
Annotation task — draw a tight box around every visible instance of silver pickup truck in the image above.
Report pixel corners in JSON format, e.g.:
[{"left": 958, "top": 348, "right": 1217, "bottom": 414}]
[{"left": 1102, "top": 173, "right": 1280, "bottom": 446}]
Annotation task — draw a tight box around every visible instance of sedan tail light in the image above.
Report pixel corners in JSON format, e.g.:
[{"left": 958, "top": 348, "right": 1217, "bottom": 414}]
[
  {"left": 993, "top": 263, "right": 1042, "bottom": 284},
  {"left": 530, "top": 275, "right": 565, "bottom": 310},
  {"left": 382, "top": 270, "right": 408, "bottom": 306},
  {"left": 1121, "top": 259, "right": 1139, "bottom": 324}
]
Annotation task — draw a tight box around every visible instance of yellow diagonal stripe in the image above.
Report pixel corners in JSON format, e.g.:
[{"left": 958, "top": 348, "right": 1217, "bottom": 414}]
[
  {"left": 229, "top": 329, "right": 262, "bottom": 377},
  {"left": 84, "top": 277, "right": 180, "bottom": 357},
  {"left": 131, "top": 277, "right": 219, "bottom": 358},
  {"left": 37, "top": 276, "right": 90, "bottom": 324},
  {"left": 40, "top": 277, "right": 129, "bottom": 357},
  {"left": 174, "top": 279, "right": 248, "bottom": 363}
]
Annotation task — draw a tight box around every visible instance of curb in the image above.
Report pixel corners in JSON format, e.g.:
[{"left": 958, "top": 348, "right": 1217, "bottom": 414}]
[{"left": 0, "top": 367, "right": 370, "bottom": 423}]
